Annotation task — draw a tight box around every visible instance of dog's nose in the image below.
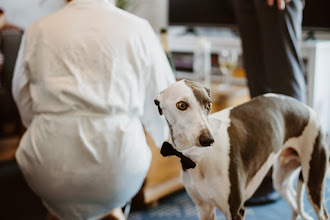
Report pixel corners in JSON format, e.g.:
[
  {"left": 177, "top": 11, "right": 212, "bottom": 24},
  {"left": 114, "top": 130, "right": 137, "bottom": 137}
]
[{"left": 199, "top": 133, "right": 214, "bottom": 147}]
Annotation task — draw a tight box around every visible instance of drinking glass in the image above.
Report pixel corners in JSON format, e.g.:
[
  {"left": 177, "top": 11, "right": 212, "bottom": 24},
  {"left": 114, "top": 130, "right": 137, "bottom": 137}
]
[{"left": 218, "top": 49, "right": 238, "bottom": 90}]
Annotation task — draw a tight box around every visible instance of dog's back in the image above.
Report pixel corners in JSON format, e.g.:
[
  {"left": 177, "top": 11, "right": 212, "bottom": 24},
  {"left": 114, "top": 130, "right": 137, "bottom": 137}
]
[
  {"left": 208, "top": 93, "right": 328, "bottom": 220},
  {"left": 221, "top": 93, "right": 310, "bottom": 175}
]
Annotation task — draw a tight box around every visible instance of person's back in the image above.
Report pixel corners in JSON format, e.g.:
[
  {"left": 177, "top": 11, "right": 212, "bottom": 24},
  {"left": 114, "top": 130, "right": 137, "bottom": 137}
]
[
  {"left": 24, "top": 0, "right": 158, "bottom": 116},
  {"left": 12, "top": 0, "right": 175, "bottom": 219}
]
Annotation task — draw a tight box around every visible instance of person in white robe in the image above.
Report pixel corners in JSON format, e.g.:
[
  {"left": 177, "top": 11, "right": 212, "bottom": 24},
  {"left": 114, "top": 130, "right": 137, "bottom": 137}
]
[{"left": 12, "top": 0, "right": 175, "bottom": 219}]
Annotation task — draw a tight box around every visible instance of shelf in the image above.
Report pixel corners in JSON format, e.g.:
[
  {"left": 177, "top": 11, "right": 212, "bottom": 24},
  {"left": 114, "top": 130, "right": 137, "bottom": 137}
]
[{"left": 175, "top": 71, "right": 247, "bottom": 86}]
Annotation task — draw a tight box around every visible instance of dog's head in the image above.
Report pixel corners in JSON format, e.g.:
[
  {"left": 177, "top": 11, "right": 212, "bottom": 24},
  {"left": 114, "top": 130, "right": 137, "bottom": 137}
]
[{"left": 155, "top": 79, "right": 217, "bottom": 151}]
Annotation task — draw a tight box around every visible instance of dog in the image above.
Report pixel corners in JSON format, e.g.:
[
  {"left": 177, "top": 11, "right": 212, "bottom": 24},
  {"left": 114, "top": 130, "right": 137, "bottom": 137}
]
[{"left": 154, "top": 79, "right": 329, "bottom": 220}]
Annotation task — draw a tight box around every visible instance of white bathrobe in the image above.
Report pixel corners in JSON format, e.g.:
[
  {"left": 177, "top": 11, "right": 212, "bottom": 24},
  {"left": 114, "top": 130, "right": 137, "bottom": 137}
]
[{"left": 12, "top": 0, "right": 175, "bottom": 219}]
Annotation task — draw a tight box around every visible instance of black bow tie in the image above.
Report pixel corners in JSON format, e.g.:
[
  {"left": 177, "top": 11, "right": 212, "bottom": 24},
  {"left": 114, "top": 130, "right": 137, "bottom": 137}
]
[{"left": 160, "top": 141, "right": 196, "bottom": 171}]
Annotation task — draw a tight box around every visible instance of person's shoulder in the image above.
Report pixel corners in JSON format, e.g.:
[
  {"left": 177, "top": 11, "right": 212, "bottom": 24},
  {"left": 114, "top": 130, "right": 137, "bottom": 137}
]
[
  {"left": 110, "top": 7, "right": 151, "bottom": 31},
  {"left": 25, "top": 7, "right": 65, "bottom": 34}
]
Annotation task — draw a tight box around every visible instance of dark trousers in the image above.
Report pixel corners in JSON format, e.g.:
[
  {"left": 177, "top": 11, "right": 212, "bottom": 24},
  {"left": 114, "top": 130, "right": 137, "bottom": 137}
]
[
  {"left": 233, "top": 0, "right": 306, "bottom": 202},
  {"left": 233, "top": 0, "right": 306, "bottom": 102}
]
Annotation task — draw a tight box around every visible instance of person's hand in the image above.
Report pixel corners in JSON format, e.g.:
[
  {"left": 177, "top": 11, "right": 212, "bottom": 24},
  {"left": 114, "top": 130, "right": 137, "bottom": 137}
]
[{"left": 267, "top": 0, "right": 291, "bottom": 10}]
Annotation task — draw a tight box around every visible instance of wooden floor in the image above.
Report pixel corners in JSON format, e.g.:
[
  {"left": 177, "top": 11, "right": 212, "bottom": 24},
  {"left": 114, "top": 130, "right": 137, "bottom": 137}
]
[{"left": 0, "top": 136, "right": 20, "bottom": 162}]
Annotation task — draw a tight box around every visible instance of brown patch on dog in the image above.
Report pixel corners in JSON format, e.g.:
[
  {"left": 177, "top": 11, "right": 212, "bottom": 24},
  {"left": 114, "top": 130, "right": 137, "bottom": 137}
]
[
  {"left": 184, "top": 80, "right": 211, "bottom": 111},
  {"left": 205, "top": 87, "right": 211, "bottom": 98},
  {"left": 229, "top": 95, "right": 309, "bottom": 180},
  {"left": 227, "top": 95, "right": 310, "bottom": 211}
]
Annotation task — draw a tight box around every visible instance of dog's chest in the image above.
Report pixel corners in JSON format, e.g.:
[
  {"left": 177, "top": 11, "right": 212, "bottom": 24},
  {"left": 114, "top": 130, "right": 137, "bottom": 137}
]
[
  {"left": 181, "top": 110, "right": 232, "bottom": 203},
  {"left": 181, "top": 130, "right": 232, "bottom": 209},
  {"left": 181, "top": 161, "right": 231, "bottom": 210}
]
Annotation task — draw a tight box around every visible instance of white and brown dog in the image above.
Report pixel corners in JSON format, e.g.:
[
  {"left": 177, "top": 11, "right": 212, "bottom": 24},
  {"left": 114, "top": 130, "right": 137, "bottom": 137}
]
[{"left": 154, "top": 79, "right": 329, "bottom": 220}]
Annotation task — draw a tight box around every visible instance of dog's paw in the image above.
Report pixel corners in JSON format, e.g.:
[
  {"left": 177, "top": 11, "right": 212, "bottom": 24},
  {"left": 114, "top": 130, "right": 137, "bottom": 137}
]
[
  {"left": 160, "top": 141, "right": 176, "bottom": 157},
  {"left": 181, "top": 157, "right": 196, "bottom": 170}
]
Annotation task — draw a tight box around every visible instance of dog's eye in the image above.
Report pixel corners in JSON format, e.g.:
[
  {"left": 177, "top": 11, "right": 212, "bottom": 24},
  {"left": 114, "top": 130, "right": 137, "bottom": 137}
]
[
  {"left": 176, "top": 101, "right": 188, "bottom": 111},
  {"left": 206, "top": 102, "right": 212, "bottom": 111}
]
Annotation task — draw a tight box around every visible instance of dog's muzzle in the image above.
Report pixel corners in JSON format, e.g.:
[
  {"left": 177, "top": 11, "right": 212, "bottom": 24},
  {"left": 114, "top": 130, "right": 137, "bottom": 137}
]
[{"left": 199, "top": 129, "right": 214, "bottom": 147}]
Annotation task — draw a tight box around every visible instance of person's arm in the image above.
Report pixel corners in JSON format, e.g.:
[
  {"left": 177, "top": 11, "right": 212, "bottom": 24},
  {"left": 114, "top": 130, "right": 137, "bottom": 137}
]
[
  {"left": 267, "top": 0, "right": 291, "bottom": 10},
  {"left": 141, "top": 22, "right": 175, "bottom": 147},
  {"left": 12, "top": 34, "right": 33, "bottom": 127}
]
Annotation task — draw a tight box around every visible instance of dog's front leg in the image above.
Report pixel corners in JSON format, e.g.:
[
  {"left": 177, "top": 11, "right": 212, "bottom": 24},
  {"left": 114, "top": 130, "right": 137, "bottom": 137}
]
[
  {"left": 230, "top": 207, "right": 245, "bottom": 220},
  {"left": 227, "top": 180, "right": 246, "bottom": 220},
  {"left": 185, "top": 187, "right": 216, "bottom": 220},
  {"left": 196, "top": 203, "right": 216, "bottom": 220}
]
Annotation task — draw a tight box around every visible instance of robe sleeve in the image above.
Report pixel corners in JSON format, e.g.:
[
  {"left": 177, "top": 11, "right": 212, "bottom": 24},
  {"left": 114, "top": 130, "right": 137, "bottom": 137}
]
[
  {"left": 141, "top": 22, "right": 175, "bottom": 147},
  {"left": 12, "top": 34, "right": 34, "bottom": 127}
]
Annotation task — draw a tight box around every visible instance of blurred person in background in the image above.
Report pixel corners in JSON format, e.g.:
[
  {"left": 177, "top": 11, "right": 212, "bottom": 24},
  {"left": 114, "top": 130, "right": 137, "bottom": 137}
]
[
  {"left": 233, "top": 0, "right": 306, "bottom": 205},
  {"left": 12, "top": 0, "right": 175, "bottom": 219}
]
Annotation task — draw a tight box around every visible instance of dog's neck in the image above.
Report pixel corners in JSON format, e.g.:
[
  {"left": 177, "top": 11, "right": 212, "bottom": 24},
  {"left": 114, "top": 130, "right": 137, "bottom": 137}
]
[{"left": 160, "top": 142, "right": 196, "bottom": 171}]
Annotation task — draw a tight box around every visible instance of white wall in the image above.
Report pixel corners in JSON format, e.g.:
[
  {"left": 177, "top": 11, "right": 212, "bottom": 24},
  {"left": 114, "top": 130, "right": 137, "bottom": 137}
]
[
  {"left": 0, "top": 0, "right": 168, "bottom": 32},
  {"left": 127, "top": 0, "right": 168, "bottom": 33},
  {"left": 0, "top": 0, "right": 66, "bottom": 29}
]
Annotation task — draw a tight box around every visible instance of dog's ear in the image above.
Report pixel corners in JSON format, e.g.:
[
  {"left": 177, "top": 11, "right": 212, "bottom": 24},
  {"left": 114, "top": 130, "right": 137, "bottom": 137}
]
[
  {"left": 205, "top": 87, "right": 211, "bottom": 98},
  {"left": 154, "top": 99, "right": 163, "bottom": 115}
]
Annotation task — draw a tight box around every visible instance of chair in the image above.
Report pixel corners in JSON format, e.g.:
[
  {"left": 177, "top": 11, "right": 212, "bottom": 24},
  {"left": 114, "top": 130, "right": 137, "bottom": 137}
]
[{"left": 0, "top": 26, "right": 47, "bottom": 220}]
